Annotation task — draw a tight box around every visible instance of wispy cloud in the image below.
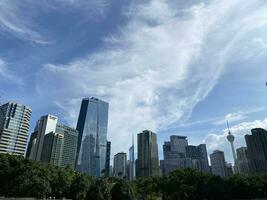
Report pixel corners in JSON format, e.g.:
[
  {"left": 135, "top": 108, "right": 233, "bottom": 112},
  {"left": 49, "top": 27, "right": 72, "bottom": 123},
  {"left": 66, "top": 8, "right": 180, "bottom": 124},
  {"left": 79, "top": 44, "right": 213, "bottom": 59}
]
[
  {"left": 0, "top": 58, "right": 24, "bottom": 86},
  {"left": 0, "top": 0, "right": 108, "bottom": 43},
  {"left": 36, "top": 0, "right": 267, "bottom": 155}
]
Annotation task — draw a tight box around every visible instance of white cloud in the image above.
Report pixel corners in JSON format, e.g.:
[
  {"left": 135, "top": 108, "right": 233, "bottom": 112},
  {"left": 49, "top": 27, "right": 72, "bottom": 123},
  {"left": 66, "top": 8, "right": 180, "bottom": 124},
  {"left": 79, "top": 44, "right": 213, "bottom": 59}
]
[
  {"left": 0, "top": 0, "right": 50, "bottom": 44},
  {"left": 205, "top": 118, "right": 267, "bottom": 164},
  {"left": 36, "top": 0, "right": 267, "bottom": 157}
]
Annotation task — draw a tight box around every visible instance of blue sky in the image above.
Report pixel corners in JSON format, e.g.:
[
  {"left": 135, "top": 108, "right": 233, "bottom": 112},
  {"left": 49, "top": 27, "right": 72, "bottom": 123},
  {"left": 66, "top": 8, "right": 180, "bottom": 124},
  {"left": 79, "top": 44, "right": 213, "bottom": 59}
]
[{"left": 1, "top": 0, "right": 267, "bottom": 164}]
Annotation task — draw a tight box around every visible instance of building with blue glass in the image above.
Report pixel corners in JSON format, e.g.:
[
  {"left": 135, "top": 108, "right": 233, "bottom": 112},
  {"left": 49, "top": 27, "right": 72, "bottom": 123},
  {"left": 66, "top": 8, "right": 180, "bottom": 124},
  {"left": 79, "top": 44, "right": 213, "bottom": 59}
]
[
  {"left": 76, "top": 97, "right": 109, "bottom": 176},
  {"left": 0, "top": 102, "right": 32, "bottom": 156}
]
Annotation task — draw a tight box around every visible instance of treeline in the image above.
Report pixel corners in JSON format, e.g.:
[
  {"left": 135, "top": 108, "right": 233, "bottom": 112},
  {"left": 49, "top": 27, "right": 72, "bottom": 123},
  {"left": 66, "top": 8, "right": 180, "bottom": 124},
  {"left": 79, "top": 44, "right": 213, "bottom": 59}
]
[{"left": 1, "top": 154, "right": 267, "bottom": 200}]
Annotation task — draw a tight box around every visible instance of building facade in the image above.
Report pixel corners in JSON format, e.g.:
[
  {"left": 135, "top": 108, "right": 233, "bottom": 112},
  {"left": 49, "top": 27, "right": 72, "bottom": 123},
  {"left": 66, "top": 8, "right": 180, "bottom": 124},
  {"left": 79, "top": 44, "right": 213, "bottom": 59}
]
[
  {"left": 105, "top": 141, "right": 111, "bottom": 177},
  {"left": 0, "top": 102, "right": 32, "bottom": 156},
  {"left": 136, "top": 130, "right": 160, "bottom": 178},
  {"left": 113, "top": 152, "right": 127, "bottom": 178},
  {"left": 236, "top": 147, "right": 250, "bottom": 174},
  {"left": 129, "top": 135, "right": 135, "bottom": 181},
  {"left": 28, "top": 115, "right": 78, "bottom": 169},
  {"left": 210, "top": 150, "right": 228, "bottom": 177},
  {"left": 186, "top": 144, "right": 210, "bottom": 173},
  {"left": 245, "top": 128, "right": 267, "bottom": 174},
  {"left": 76, "top": 97, "right": 109, "bottom": 176},
  {"left": 162, "top": 136, "right": 191, "bottom": 176}
]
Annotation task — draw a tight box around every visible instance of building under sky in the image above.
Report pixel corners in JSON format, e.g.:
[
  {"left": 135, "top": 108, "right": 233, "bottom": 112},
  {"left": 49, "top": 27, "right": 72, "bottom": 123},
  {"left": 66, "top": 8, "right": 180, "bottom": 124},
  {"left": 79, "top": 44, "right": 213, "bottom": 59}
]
[
  {"left": 76, "top": 97, "right": 109, "bottom": 176},
  {"left": 0, "top": 102, "right": 32, "bottom": 156}
]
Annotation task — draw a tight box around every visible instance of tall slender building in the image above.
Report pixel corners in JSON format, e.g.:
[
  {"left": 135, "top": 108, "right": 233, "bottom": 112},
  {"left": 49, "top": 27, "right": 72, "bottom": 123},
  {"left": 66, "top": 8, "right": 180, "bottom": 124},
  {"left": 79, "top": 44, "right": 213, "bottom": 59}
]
[
  {"left": 210, "top": 150, "right": 228, "bottom": 177},
  {"left": 0, "top": 102, "right": 32, "bottom": 156},
  {"left": 245, "top": 128, "right": 267, "bottom": 174},
  {"left": 113, "top": 152, "right": 127, "bottom": 178},
  {"left": 76, "top": 97, "right": 109, "bottom": 176},
  {"left": 129, "top": 134, "right": 135, "bottom": 180},
  {"left": 236, "top": 147, "right": 250, "bottom": 174},
  {"left": 105, "top": 141, "right": 111, "bottom": 177},
  {"left": 226, "top": 122, "right": 237, "bottom": 170},
  {"left": 136, "top": 130, "right": 160, "bottom": 178}
]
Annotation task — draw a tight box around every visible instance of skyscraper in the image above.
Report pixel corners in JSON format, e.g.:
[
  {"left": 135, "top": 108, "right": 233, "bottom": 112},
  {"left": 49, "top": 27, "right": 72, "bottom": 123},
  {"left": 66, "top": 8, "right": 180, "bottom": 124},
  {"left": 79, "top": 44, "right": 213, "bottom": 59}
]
[
  {"left": 186, "top": 144, "right": 210, "bottom": 173},
  {"left": 226, "top": 122, "right": 237, "bottom": 171},
  {"left": 162, "top": 135, "right": 191, "bottom": 176},
  {"left": 245, "top": 128, "right": 267, "bottom": 174},
  {"left": 129, "top": 135, "right": 135, "bottom": 181},
  {"left": 136, "top": 130, "right": 160, "bottom": 178},
  {"left": 0, "top": 102, "right": 32, "bottom": 156},
  {"left": 236, "top": 147, "right": 250, "bottom": 174},
  {"left": 31, "top": 115, "right": 58, "bottom": 161},
  {"left": 76, "top": 97, "right": 109, "bottom": 176},
  {"left": 113, "top": 152, "right": 127, "bottom": 178},
  {"left": 28, "top": 115, "right": 78, "bottom": 169},
  {"left": 210, "top": 150, "right": 228, "bottom": 177},
  {"left": 105, "top": 141, "right": 111, "bottom": 177}
]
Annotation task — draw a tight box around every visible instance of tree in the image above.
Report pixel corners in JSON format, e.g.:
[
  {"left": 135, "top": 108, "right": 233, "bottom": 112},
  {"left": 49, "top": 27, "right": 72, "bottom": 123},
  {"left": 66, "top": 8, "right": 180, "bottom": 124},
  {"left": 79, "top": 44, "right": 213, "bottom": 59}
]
[
  {"left": 70, "top": 174, "right": 93, "bottom": 200},
  {"left": 111, "top": 180, "right": 135, "bottom": 200},
  {"left": 86, "top": 179, "right": 111, "bottom": 200}
]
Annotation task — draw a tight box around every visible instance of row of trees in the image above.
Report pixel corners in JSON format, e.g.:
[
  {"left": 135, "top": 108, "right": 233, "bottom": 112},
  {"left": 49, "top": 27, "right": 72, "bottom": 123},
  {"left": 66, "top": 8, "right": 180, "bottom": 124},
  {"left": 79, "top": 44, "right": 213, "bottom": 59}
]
[{"left": 1, "top": 154, "right": 267, "bottom": 200}]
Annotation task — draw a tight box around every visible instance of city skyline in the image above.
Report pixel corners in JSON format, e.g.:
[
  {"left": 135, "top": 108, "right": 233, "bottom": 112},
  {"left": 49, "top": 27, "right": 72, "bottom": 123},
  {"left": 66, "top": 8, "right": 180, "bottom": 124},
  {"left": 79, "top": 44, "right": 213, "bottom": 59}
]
[{"left": 1, "top": 0, "right": 267, "bottom": 165}]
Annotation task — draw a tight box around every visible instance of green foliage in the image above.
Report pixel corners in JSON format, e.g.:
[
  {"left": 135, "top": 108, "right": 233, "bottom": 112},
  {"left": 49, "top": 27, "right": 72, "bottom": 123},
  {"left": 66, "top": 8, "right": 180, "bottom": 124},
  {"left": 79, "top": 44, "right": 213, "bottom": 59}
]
[
  {"left": 111, "top": 179, "right": 135, "bottom": 200},
  {"left": 87, "top": 178, "right": 111, "bottom": 200},
  {"left": 70, "top": 174, "right": 95, "bottom": 200},
  {"left": 1, "top": 153, "right": 267, "bottom": 200}
]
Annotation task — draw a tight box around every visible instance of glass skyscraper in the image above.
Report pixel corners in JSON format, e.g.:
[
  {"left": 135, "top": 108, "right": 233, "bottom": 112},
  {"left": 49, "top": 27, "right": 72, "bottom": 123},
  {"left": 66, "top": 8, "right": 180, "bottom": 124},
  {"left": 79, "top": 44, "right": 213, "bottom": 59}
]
[
  {"left": 0, "top": 102, "right": 32, "bottom": 156},
  {"left": 76, "top": 97, "right": 109, "bottom": 176}
]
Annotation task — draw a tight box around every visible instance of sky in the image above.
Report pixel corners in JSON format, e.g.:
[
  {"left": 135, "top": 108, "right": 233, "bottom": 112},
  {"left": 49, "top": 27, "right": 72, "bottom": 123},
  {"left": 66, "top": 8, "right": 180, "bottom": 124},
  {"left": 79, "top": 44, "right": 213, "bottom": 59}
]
[{"left": 1, "top": 0, "right": 267, "bottom": 165}]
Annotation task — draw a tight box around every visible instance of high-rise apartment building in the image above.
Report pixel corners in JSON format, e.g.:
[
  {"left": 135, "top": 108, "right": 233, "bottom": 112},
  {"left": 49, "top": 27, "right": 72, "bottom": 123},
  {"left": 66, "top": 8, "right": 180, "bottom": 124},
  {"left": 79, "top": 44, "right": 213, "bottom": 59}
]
[
  {"left": 186, "top": 144, "right": 210, "bottom": 173},
  {"left": 210, "top": 150, "right": 228, "bottom": 177},
  {"left": 129, "top": 135, "right": 135, "bottom": 181},
  {"left": 245, "top": 128, "right": 267, "bottom": 174},
  {"left": 105, "top": 141, "right": 111, "bottom": 177},
  {"left": 0, "top": 102, "right": 32, "bottom": 156},
  {"left": 113, "top": 152, "right": 127, "bottom": 178},
  {"left": 76, "top": 97, "right": 109, "bottom": 176},
  {"left": 236, "top": 147, "right": 250, "bottom": 174},
  {"left": 28, "top": 115, "right": 78, "bottom": 169},
  {"left": 136, "top": 130, "right": 160, "bottom": 178}
]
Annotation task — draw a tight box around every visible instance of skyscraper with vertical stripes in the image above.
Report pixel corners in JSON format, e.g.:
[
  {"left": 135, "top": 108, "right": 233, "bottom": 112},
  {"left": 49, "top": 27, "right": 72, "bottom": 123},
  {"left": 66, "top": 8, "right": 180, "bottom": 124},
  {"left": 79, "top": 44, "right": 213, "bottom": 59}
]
[{"left": 0, "top": 102, "right": 32, "bottom": 156}]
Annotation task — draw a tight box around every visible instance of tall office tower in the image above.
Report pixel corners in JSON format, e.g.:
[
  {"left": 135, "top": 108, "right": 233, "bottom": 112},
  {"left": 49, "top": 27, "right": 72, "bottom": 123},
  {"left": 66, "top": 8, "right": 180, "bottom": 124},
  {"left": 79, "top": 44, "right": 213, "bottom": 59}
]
[
  {"left": 28, "top": 115, "right": 78, "bottom": 169},
  {"left": 226, "top": 122, "right": 237, "bottom": 171},
  {"left": 25, "top": 130, "right": 38, "bottom": 159},
  {"left": 136, "top": 130, "right": 160, "bottom": 178},
  {"left": 0, "top": 102, "right": 32, "bottom": 156},
  {"left": 162, "top": 135, "right": 191, "bottom": 176},
  {"left": 31, "top": 115, "right": 58, "bottom": 161},
  {"left": 129, "top": 135, "right": 135, "bottom": 181},
  {"left": 210, "top": 150, "right": 228, "bottom": 177},
  {"left": 105, "top": 141, "right": 111, "bottom": 177},
  {"left": 76, "top": 97, "right": 109, "bottom": 176},
  {"left": 186, "top": 144, "right": 210, "bottom": 173},
  {"left": 113, "top": 152, "right": 127, "bottom": 178},
  {"left": 245, "top": 128, "right": 267, "bottom": 174},
  {"left": 236, "top": 147, "right": 250, "bottom": 174}
]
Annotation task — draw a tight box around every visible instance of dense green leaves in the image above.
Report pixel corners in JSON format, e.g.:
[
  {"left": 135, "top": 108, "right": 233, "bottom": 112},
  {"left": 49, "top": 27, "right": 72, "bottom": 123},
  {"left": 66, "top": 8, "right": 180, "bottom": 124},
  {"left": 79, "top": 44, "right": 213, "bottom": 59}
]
[
  {"left": 111, "top": 180, "right": 135, "bottom": 200},
  {"left": 1, "top": 154, "right": 267, "bottom": 200}
]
